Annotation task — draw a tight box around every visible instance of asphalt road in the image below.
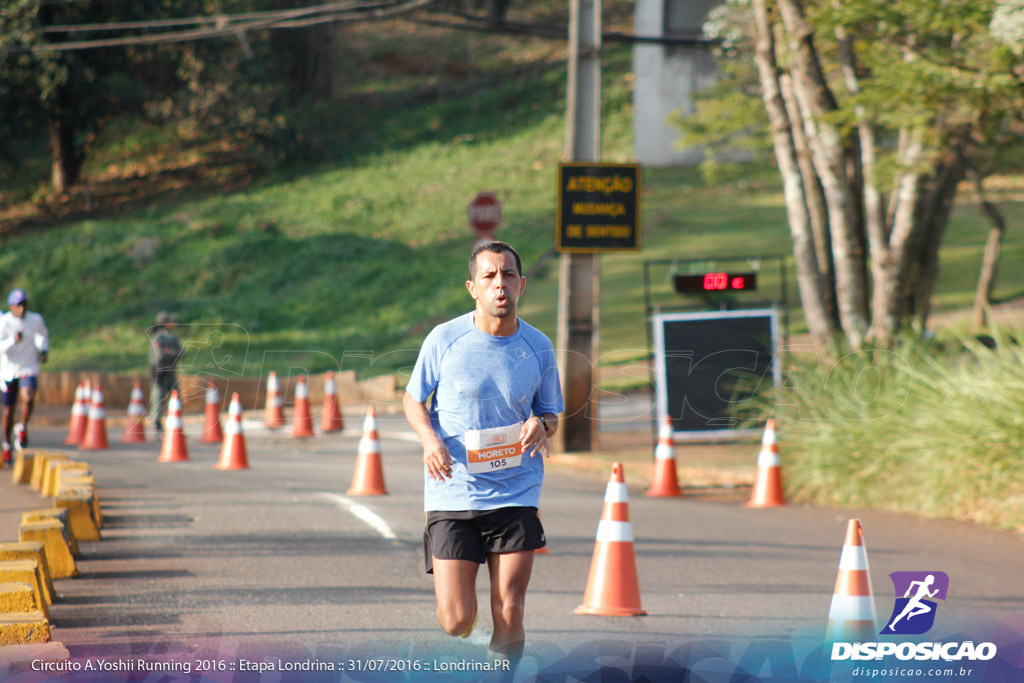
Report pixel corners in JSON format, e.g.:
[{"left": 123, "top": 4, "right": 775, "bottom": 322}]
[{"left": 3, "top": 412, "right": 1023, "bottom": 680}]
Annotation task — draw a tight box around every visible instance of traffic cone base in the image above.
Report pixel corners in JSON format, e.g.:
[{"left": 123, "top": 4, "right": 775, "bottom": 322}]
[
  {"left": 575, "top": 545, "right": 646, "bottom": 616},
  {"left": 159, "top": 432, "right": 189, "bottom": 463},
  {"left": 347, "top": 454, "right": 387, "bottom": 495},
  {"left": 826, "top": 620, "right": 877, "bottom": 643},
  {"left": 746, "top": 467, "right": 786, "bottom": 508},
  {"left": 645, "top": 459, "right": 682, "bottom": 498}
]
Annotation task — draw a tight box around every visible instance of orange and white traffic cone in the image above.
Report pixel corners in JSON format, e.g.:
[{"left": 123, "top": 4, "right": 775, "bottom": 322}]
[
  {"left": 215, "top": 393, "right": 249, "bottom": 470},
  {"left": 826, "top": 519, "right": 877, "bottom": 642},
  {"left": 746, "top": 419, "right": 786, "bottom": 508},
  {"left": 121, "top": 382, "right": 147, "bottom": 443},
  {"left": 291, "top": 375, "right": 314, "bottom": 438},
  {"left": 646, "top": 417, "right": 683, "bottom": 497},
  {"left": 201, "top": 381, "right": 223, "bottom": 444},
  {"left": 347, "top": 406, "right": 387, "bottom": 495},
  {"left": 158, "top": 390, "right": 190, "bottom": 463},
  {"left": 575, "top": 463, "right": 646, "bottom": 616},
  {"left": 321, "top": 371, "right": 344, "bottom": 434},
  {"left": 80, "top": 387, "right": 111, "bottom": 451},
  {"left": 65, "top": 381, "right": 89, "bottom": 445},
  {"left": 264, "top": 371, "right": 285, "bottom": 428}
]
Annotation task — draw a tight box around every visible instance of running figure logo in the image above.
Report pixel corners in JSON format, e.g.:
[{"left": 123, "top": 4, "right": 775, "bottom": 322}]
[{"left": 881, "top": 571, "right": 949, "bottom": 635}]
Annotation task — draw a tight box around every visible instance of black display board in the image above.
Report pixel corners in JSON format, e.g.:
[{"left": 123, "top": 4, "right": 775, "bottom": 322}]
[{"left": 652, "top": 309, "right": 779, "bottom": 439}]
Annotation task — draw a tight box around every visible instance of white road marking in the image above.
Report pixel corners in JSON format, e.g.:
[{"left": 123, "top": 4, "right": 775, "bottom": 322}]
[{"left": 318, "top": 493, "right": 398, "bottom": 541}]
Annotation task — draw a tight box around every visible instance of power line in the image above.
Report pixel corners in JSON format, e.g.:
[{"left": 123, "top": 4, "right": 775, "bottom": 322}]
[
  {"left": 413, "top": 8, "right": 716, "bottom": 47},
  {"left": 8, "top": 0, "right": 432, "bottom": 52},
  {"left": 39, "top": 0, "right": 383, "bottom": 34},
  {"left": 7, "top": 0, "right": 716, "bottom": 53}
]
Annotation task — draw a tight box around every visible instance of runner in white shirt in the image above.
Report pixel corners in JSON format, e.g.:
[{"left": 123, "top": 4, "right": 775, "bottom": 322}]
[{"left": 0, "top": 289, "right": 49, "bottom": 465}]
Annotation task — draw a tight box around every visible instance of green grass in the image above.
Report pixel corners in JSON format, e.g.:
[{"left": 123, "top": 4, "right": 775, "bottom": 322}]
[{"left": 762, "top": 330, "right": 1024, "bottom": 531}]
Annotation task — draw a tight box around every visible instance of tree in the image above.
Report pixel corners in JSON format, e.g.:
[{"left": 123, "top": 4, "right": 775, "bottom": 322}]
[
  {"left": 0, "top": 0, "right": 292, "bottom": 195},
  {"left": 1, "top": 0, "right": 149, "bottom": 194},
  {"left": 679, "top": 0, "right": 1024, "bottom": 350},
  {"left": 969, "top": 0, "right": 1024, "bottom": 330},
  {"left": 269, "top": 0, "right": 335, "bottom": 105}
]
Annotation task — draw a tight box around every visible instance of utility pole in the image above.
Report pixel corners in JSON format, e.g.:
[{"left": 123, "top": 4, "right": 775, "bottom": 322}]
[{"left": 554, "top": 0, "right": 601, "bottom": 453}]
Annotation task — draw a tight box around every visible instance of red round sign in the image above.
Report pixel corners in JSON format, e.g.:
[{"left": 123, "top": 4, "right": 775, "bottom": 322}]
[{"left": 468, "top": 192, "right": 502, "bottom": 235}]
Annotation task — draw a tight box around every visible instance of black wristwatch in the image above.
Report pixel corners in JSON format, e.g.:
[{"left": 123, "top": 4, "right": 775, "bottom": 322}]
[{"left": 538, "top": 414, "right": 550, "bottom": 432}]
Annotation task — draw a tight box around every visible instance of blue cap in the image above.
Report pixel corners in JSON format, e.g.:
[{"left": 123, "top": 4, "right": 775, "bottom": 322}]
[{"left": 8, "top": 289, "right": 27, "bottom": 306}]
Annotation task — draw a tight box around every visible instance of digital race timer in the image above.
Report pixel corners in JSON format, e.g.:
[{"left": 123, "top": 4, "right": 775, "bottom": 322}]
[{"left": 674, "top": 272, "right": 758, "bottom": 293}]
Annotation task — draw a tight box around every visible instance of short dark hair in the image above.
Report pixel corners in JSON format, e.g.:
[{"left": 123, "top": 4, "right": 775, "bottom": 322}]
[{"left": 469, "top": 241, "right": 522, "bottom": 280}]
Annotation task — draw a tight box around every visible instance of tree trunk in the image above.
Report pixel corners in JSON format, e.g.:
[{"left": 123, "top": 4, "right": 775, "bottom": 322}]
[
  {"left": 47, "top": 93, "right": 81, "bottom": 195},
  {"left": 486, "top": 0, "right": 510, "bottom": 22},
  {"left": 776, "top": 0, "right": 869, "bottom": 348},
  {"left": 913, "top": 145, "right": 968, "bottom": 329},
  {"left": 969, "top": 168, "right": 1007, "bottom": 331},
  {"left": 779, "top": 70, "right": 836, "bottom": 325},
  {"left": 271, "top": 0, "right": 334, "bottom": 104},
  {"left": 868, "top": 133, "right": 924, "bottom": 345},
  {"left": 835, "top": 18, "right": 889, "bottom": 303},
  {"left": 751, "top": 0, "right": 837, "bottom": 352}
]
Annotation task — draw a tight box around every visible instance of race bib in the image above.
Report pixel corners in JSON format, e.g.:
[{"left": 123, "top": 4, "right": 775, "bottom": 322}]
[{"left": 465, "top": 422, "right": 524, "bottom": 474}]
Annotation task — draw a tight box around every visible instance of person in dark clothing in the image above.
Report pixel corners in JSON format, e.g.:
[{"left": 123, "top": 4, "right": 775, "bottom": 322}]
[{"left": 149, "top": 311, "right": 183, "bottom": 435}]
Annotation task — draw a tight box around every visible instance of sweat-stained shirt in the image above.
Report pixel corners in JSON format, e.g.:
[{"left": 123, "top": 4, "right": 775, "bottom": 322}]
[{"left": 406, "top": 312, "right": 564, "bottom": 512}]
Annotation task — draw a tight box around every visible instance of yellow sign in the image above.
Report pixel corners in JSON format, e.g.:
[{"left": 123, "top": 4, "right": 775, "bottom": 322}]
[{"left": 557, "top": 163, "right": 641, "bottom": 253}]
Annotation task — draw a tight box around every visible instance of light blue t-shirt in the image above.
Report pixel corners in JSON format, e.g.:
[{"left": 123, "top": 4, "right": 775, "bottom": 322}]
[{"left": 406, "top": 312, "right": 564, "bottom": 511}]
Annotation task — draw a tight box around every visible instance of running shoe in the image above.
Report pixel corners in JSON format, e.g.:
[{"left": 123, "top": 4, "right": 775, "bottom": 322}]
[
  {"left": 14, "top": 423, "right": 26, "bottom": 450},
  {"left": 458, "top": 612, "right": 477, "bottom": 639},
  {"left": 2, "top": 442, "right": 11, "bottom": 468}
]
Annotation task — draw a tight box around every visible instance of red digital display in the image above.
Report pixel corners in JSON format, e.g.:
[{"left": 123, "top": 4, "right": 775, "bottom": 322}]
[{"left": 674, "top": 272, "right": 757, "bottom": 293}]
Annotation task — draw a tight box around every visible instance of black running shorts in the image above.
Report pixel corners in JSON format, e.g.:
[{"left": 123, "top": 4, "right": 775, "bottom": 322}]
[{"left": 423, "top": 506, "right": 545, "bottom": 574}]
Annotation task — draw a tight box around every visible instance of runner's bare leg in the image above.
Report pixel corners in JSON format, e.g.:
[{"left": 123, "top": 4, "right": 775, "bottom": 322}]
[
  {"left": 19, "top": 386, "right": 35, "bottom": 435},
  {"left": 486, "top": 550, "right": 534, "bottom": 662},
  {"left": 432, "top": 558, "right": 479, "bottom": 637}
]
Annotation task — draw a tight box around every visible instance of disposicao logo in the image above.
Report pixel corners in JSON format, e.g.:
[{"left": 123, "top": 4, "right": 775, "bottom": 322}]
[
  {"left": 831, "top": 570, "right": 997, "bottom": 663},
  {"left": 880, "top": 571, "right": 949, "bottom": 635}
]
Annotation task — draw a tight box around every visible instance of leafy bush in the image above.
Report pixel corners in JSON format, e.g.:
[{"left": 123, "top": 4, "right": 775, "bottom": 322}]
[{"left": 764, "top": 329, "right": 1024, "bottom": 531}]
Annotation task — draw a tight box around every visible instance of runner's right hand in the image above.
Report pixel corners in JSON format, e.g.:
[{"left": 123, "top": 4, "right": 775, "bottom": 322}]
[{"left": 423, "top": 437, "right": 454, "bottom": 481}]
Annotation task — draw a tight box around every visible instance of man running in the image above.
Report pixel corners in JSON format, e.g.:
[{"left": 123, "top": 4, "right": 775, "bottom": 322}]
[
  {"left": 404, "top": 241, "right": 563, "bottom": 664},
  {"left": 0, "top": 289, "right": 49, "bottom": 466}
]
